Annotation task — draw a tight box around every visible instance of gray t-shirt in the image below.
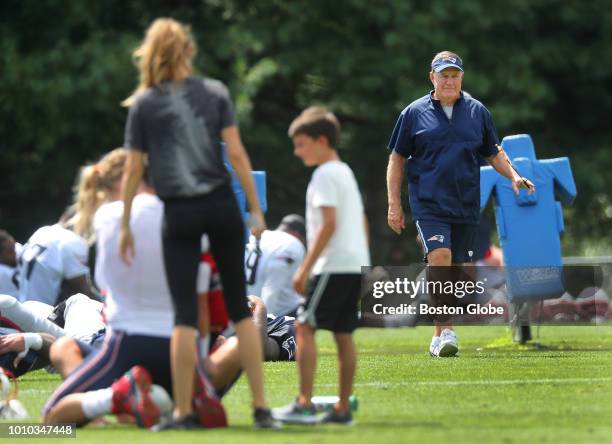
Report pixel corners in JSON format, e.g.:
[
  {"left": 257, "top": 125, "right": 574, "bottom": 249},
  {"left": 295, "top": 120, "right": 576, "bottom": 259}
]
[{"left": 124, "top": 76, "right": 235, "bottom": 199}]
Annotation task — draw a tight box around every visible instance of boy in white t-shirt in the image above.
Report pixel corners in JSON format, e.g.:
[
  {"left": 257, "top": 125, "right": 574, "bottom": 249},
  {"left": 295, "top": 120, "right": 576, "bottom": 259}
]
[{"left": 274, "top": 107, "right": 370, "bottom": 425}]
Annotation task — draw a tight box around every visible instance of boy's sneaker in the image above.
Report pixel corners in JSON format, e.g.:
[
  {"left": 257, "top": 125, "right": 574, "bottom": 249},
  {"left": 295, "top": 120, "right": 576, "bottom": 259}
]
[
  {"left": 438, "top": 329, "right": 458, "bottom": 357},
  {"left": 272, "top": 400, "right": 319, "bottom": 425},
  {"left": 429, "top": 336, "right": 441, "bottom": 357},
  {"left": 322, "top": 408, "right": 353, "bottom": 426},
  {"left": 254, "top": 407, "right": 282, "bottom": 429},
  {"left": 111, "top": 366, "right": 160, "bottom": 428},
  {"left": 192, "top": 367, "right": 227, "bottom": 428},
  {"left": 152, "top": 413, "right": 200, "bottom": 431}
]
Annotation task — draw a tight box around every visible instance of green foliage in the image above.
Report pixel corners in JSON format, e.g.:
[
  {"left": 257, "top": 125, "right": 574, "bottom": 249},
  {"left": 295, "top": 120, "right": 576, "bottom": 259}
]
[{"left": 1, "top": 0, "right": 610, "bottom": 260}]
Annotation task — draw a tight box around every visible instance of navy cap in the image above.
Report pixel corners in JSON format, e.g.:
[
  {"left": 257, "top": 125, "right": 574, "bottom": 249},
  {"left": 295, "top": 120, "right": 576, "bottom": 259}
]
[{"left": 431, "top": 55, "right": 464, "bottom": 73}]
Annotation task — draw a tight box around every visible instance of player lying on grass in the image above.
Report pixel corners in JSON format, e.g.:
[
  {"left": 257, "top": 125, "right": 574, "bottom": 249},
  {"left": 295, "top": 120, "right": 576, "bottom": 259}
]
[
  {"left": 0, "top": 293, "right": 106, "bottom": 376},
  {"left": 0, "top": 288, "right": 296, "bottom": 427}
]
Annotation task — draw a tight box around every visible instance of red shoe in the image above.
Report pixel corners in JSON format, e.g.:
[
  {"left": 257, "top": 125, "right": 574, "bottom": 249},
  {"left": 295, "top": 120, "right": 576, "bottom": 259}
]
[
  {"left": 193, "top": 367, "right": 227, "bottom": 428},
  {"left": 111, "top": 366, "right": 160, "bottom": 428}
]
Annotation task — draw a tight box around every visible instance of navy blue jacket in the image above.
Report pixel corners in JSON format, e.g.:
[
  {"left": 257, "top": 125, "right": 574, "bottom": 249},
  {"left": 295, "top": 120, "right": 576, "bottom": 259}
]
[{"left": 388, "top": 91, "right": 499, "bottom": 224}]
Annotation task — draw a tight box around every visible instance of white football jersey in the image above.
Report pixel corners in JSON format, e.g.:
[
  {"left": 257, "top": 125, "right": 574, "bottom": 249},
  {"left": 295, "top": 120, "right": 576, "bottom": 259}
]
[
  {"left": 245, "top": 230, "right": 305, "bottom": 316},
  {"left": 94, "top": 193, "right": 173, "bottom": 337},
  {"left": 17, "top": 225, "right": 89, "bottom": 305}
]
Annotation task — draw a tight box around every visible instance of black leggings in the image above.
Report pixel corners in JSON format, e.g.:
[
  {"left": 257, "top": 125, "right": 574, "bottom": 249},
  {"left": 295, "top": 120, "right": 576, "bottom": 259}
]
[{"left": 162, "top": 185, "right": 251, "bottom": 327}]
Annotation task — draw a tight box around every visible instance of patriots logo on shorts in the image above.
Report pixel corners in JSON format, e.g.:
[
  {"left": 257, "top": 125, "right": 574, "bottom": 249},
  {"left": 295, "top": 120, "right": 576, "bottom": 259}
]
[
  {"left": 282, "top": 336, "right": 296, "bottom": 361},
  {"left": 427, "top": 234, "right": 445, "bottom": 243}
]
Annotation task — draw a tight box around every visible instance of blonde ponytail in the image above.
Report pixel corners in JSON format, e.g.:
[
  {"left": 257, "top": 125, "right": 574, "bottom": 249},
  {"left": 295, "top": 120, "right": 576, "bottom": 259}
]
[
  {"left": 67, "top": 148, "right": 128, "bottom": 244},
  {"left": 122, "top": 18, "right": 196, "bottom": 107}
]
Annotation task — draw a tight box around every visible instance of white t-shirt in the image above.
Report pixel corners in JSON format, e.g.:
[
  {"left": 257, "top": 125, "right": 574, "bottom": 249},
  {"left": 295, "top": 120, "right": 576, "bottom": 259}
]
[
  {"left": 306, "top": 160, "right": 370, "bottom": 274},
  {"left": 17, "top": 225, "right": 89, "bottom": 305},
  {"left": 245, "top": 230, "right": 305, "bottom": 316},
  {"left": 94, "top": 193, "right": 173, "bottom": 337}
]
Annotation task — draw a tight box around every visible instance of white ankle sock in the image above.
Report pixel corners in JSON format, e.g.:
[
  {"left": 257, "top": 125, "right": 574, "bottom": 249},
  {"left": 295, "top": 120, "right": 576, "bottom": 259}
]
[{"left": 81, "top": 388, "right": 113, "bottom": 419}]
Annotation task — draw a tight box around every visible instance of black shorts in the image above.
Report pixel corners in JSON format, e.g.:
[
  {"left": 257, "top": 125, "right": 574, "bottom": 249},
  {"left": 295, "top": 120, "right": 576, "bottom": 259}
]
[{"left": 297, "top": 273, "right": 361, "bottom": 333}]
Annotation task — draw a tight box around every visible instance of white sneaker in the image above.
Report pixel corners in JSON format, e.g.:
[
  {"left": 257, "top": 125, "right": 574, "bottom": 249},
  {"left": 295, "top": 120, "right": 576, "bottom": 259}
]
[
  {"left": 438, "top": 329, "right": 458, "bottom": 357},
  {"left": 429, "top": 336, "right": 441, "bottom": 357}
]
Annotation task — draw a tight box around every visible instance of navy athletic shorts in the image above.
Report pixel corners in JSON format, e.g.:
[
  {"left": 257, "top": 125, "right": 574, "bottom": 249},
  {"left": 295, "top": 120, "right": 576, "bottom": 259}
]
[
  {"left": 43, "top": 330, "right": 171, "bottom": 420},
  {"left": 266, "top": 315, "right": 296, "bottom": 361},
  {"left": 415, "top": 220, "right": 478, "bottom": 263}
]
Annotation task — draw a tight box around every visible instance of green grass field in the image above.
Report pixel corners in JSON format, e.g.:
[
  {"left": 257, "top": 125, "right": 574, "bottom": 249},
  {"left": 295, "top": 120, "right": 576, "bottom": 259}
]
[{"left": 13, "top": 325, "right": 612, "bottom": 443}]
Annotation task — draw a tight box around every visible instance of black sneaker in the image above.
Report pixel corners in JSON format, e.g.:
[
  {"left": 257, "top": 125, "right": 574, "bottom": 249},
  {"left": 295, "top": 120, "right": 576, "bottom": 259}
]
[
  {"left": 322, "top": 408, "right": 353, "bottom": 425},
  {"left": 151, "top": 413, "right": 201, "bottom": 431},
  {"left": 254, "top": 407, "right": 282, "bottom": 429}
]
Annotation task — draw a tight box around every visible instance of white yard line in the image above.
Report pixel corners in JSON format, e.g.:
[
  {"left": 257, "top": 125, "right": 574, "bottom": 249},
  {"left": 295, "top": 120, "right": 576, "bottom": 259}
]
[{"left": 225, "top": 376, "right": 612, "bottom": 391}]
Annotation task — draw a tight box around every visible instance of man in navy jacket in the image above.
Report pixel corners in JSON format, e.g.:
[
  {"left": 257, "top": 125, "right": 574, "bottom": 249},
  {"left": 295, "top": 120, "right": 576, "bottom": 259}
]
[{"left": 386, "top": 51, "right": 534, "bottom": 357}]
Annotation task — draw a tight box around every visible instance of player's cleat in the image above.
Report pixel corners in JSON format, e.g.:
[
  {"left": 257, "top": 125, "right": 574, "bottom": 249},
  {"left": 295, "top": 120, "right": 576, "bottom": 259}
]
[
  {"left": 192, "top": 367, "right": 227, "bottom": 428},
  {"left": 253, "top": 407, "right": 282, "bottom": 429},
  {"left": 111, "top": 366, "right": 160, "bottom": 428},
  {"left": 272, "top": 400, "right": 319, "bottom": 425},
  {"left": 321, "top": 408, "right": 354, "bottom": 425},
  {"left": 152, "top": 413, "right": 200, "bottom": 431},
  {"left": 429, "top": 336, "right": 441, "bottom": 357},
  {"left": 438, "top": 329, "right": 459, "bottom": 357}
]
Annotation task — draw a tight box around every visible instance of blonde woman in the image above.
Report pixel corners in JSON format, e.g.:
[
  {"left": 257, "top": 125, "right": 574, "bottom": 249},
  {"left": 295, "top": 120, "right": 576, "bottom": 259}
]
[{"left": 118, "top": 18, "right": 277, "bottom": 429}]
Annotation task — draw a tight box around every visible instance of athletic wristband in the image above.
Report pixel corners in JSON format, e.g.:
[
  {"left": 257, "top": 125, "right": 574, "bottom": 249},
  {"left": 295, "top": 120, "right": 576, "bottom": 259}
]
[{"left": 17, "top": 333, "right": 43, "bottom": 359}]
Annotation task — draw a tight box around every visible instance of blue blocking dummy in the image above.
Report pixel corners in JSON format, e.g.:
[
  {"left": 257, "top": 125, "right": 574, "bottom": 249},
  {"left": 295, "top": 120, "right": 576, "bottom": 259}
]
[
  {"left": 222, "top": 149, "right": 267, "bottom": 242},
  {"left": 480, "top": 134, "right": 577, "bottom": 302}
]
